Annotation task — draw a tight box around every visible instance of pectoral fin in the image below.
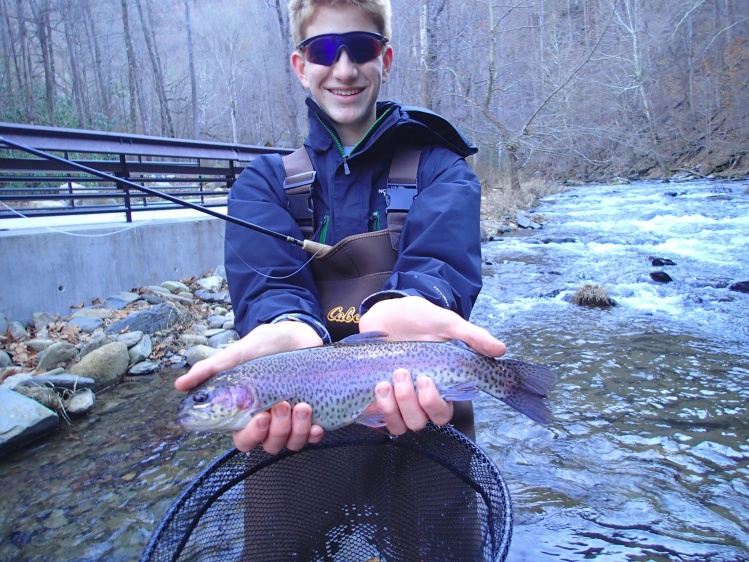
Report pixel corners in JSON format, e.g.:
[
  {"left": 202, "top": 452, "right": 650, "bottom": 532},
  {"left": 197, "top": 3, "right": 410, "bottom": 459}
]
[{"left": 354, "top": 402, "right": 387, "bottom": 427}]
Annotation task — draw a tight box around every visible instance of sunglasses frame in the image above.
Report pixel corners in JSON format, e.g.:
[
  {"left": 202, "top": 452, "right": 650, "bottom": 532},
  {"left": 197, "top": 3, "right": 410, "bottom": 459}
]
[{"left": 296, "top": 31, "right": 389, "bottom": 66}]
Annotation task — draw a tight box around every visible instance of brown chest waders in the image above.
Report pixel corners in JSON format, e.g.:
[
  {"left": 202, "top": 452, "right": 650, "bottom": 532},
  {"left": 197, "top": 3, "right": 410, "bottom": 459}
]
[{"left": 282, "top": 146, "right": 474, "bottom": 439}]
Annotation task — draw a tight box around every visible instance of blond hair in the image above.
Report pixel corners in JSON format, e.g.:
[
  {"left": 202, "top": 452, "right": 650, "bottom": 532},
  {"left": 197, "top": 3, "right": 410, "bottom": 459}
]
[{"left": 288, "top": 0, "right": 392, "bottom": 45}]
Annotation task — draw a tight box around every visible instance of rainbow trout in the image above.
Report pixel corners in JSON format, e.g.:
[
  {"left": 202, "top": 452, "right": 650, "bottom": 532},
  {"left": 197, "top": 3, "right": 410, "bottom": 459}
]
[{"left": 178, "top": 333, "right": 557, "bottom": 432}]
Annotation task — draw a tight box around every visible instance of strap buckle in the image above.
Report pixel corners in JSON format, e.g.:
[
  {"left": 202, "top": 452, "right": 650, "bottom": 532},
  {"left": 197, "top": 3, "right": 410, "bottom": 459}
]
[
  {"left": 385, "top": 183, "right": 417, "bottom": 213},
  {"left": 284, "top": 170, "right": 316, "bottom": 191}
]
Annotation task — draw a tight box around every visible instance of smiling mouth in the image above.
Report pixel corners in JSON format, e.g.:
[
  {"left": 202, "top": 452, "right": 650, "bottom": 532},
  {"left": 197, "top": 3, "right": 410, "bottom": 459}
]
[{"left": 329, "top": 88, "right": 363, "bottom": 96}]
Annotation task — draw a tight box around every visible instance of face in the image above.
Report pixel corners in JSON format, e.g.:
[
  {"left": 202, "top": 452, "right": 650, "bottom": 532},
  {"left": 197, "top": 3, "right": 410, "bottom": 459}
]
[{"left": 291, "top": 4, "right": 393, "bottom": 147}]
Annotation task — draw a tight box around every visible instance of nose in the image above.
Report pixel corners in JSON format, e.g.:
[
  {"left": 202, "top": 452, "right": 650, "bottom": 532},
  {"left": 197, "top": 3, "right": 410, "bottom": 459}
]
[{"left": 331, "top": 49, "right": 359, "bottom": 79}]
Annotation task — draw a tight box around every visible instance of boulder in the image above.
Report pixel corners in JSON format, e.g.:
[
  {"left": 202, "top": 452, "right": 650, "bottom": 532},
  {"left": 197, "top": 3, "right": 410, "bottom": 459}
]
[
  {"left": 650, "top": 271, "right": 673, "bottom": 284},
  {"left": 38, "top": 342, "right": 78, "bottom": 371},
  {"left": 128, "top": 334, "right": 153, "bottom": 365},
  {"left": 185, "top": 345, "right": 220, "bottom": 365},
  {"left": 161, "top": 280, "right": 190, "bottom": 294},
  {"left": 69, "top": 342, "right": 129, "bottom": 390},
  {"left": 64, "top": 388, "right": 95, "bottom": 415},
  {"left": 105, "top": 303, "right": 190, "bottom": 336},
  {"left": 0, "top": 388, "right": 58, "bottom": 457},
  {"left": 117, "top": 331, "right": 144, "bottom": 348},
  {"left": 729, "top": 281, "right": 749, "bottom": 294},
  {"left": 197, "top": 276, "right": 224, "bottom": 292}
]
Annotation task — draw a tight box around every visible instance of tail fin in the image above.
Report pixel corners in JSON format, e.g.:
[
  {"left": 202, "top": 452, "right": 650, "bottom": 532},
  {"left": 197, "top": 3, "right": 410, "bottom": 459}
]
[{"left": 492, "top": 359, "right": 557, "bottom": 424}]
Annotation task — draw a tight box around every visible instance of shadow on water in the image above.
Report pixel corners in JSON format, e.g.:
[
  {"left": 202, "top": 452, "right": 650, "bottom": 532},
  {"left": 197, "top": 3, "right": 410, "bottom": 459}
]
[{"left": 0, "top": 179, "right": 747, "bottom": 561}]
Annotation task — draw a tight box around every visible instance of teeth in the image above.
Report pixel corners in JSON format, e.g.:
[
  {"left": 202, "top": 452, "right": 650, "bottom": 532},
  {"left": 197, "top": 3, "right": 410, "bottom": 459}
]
[{"left": 331, "top": 89, "right": 361, "bottom": 96}]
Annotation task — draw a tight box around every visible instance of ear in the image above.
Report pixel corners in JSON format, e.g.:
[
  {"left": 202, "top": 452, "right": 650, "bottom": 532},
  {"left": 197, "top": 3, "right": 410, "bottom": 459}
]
[
  {"left": 381, "top": 44, "right": 394, "bottom": 84},
  {"left": 291, "top": 50, "right": 309, "bottom": 89}
]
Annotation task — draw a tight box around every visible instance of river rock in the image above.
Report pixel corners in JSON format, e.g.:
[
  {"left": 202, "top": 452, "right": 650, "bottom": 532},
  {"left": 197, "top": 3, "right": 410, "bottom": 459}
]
[
  {"left": 117, "top": 331, "right": 144, "bottom": 348},
  {"left": 33, "top": 311, "right": 55, "bottom": 332},
  {"left": 197, "top": 276, "right": 224, "bottom": 292},
  {"left": 650, "top": 271, "right": 673, "bottom": 283},
  {"left": 71, "top": 308, "right": 114, "bottom": 320},
  {"left": 208, "top": 315, "right": 228, "bottom": 329},
  {"left": 185, "top": 345, "right": 220, "bottom": 365},
  {"left": 0, "top": 388, "right": 59, "bottom": 457},
  {"left": 729, "top": 281, "right": 749, "bottom": 294},
  {"left": 179, "top": 334, "right": 208, "bottom": 346},
  {"left": 208, "top": 329, "right": 238, "bottom": 348},
  {"left": 64, "top": 388, "right": 95, "bottom": 415},
  {"left": 79, "top": 330, "right": 113, "bottom": 357},
  {"left": 148, "top": 285, "right": 172, "bottom": 297},
  {"left": 38, "top": 342, "right": 78, "bottom": 371},
  {"left": 1, "top": 373, "right": 33, "bottom": 390},
  {"left": 26, "top": 338, "right": 54, "bottom": 353},
  {"left": 105, "top": 303, "right": 190, "bottom": 336},
  {"left": 26, "top": 374, "right": 96, "bottom": 391},
  {"left": 516, "top": 212, "right": 542, "bottom": 229},
  {"left": 128, "top": 334, "right": 152, "bottom": 364},
  {"left": 106, "top": 291, "right": 141, "bottom": 309},
  {"left": 69, "top": 342, "right": 129, "bottom": 390},
  {"left": 129, "top": 361, "right": 159, "bottom": 375},
  {"left": 161, "top": 280, "right": 191, "bottom": 294},
  {"left": 650, "top": 256, "right": 676, "bottom": 266},
  {"left": 8, "top": 321, "right": 28, "bottom": 341},
  {"left": 0, "top": 350, "right": 11, "bottom": 369},
  {"left": 65, "top": 317, "right": 103, "bottom": 333}
]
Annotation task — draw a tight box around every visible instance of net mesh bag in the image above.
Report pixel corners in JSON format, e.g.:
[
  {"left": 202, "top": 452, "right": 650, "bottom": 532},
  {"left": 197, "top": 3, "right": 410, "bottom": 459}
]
[{"left": 141, "top": 423, "right": 512, "bottom": 562}]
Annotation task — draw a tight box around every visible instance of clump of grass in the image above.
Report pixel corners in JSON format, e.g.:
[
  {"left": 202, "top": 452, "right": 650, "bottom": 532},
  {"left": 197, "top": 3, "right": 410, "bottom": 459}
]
[{"left": 571, "top": 284, "right": 617, "bottom": 307}]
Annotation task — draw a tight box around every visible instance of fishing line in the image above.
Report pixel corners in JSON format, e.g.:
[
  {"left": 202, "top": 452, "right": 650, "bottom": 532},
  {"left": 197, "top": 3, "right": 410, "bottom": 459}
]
[
  {"left": 0, "top": 200, "right": 144, "bottom": 237},
  {"left": 215, "top": 216, "right": 322, "bottom": 280}
]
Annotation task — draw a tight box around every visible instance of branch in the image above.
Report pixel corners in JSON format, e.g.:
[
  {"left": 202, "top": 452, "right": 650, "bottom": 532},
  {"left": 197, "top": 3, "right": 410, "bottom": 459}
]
[{"left": 521, "top": 8, "right": 615, "bottom": 137}]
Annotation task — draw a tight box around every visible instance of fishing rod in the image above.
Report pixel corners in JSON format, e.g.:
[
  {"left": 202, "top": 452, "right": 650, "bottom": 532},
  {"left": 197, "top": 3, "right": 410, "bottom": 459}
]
[{"left": 0, "top": 136, "right": 332, "bottom": 256}]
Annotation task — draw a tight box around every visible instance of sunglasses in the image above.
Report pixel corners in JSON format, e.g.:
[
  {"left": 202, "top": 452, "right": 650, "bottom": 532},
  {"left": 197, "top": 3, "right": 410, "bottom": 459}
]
[{"left": 297, "top": 31, "right": 388, "bottom": 66}]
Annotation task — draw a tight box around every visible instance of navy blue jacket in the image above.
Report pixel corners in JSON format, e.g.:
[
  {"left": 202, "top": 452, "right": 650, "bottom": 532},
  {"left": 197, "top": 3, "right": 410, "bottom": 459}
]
[{"left": 226, "top": 99, "right": 482, "bottom": 341}]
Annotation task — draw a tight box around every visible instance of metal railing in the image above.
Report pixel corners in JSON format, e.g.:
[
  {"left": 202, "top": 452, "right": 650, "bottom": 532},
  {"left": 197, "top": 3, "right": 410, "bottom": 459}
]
[{"left": 0, "top": 122, "right": 293, "bottom": 223}]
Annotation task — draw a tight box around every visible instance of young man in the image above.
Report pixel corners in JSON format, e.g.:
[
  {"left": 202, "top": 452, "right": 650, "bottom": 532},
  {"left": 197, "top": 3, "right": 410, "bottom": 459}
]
[{"left": 175, "top": 0, "right": 506, "bottom": 454}]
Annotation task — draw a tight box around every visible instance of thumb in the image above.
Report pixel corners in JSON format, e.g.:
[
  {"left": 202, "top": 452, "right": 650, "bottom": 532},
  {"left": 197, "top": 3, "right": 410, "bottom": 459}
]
[{"left": 451, "top": 322, "right": 506, "bottom": 358}]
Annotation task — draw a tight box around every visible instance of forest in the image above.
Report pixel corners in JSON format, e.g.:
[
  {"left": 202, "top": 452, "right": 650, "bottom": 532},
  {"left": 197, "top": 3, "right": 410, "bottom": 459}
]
[{"left": 1, "top": 0, "right": 747, "bottom": 187}]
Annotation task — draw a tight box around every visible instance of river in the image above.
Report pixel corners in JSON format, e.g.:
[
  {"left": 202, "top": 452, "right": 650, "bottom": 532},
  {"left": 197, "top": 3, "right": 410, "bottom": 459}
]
[{"left": 1, "top": 178, "right": 747, "bottom": 561}]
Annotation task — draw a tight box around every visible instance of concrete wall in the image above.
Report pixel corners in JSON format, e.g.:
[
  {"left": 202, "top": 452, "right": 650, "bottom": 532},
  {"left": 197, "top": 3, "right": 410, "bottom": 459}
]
[{"left": 0, "top": 217, "right": 224, "bottom": 324}]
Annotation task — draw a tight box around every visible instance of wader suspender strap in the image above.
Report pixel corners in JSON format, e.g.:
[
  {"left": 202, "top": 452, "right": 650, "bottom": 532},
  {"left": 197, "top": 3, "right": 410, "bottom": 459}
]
[
  {"left": 282, "top": 145, "right": 421, "bottom": 248},
  {"left": 282, "top": 148, "right": 317, "bottom": 238}
]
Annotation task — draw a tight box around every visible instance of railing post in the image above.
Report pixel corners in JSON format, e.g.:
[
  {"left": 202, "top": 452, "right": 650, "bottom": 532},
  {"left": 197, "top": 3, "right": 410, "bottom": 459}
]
[{"left": 117, "top": 154, "right": 133, "bottom": 223}]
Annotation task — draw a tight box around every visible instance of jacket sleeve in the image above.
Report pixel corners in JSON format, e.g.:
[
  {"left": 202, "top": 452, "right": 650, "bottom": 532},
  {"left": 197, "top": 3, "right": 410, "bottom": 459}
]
[
  {"left": 363, "top": 145, "right": 483, "bottom": 321},
  {"left": 224, "top": 154, "right": 327, "bottom": 339}
]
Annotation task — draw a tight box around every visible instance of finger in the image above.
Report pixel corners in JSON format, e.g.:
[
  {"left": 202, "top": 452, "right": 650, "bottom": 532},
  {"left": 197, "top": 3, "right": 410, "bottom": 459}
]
[
  {"left": 232, "top": 411, "right": 271, "bottom": 453},
  {"left": 392, "top": 369, "right": 429, "bottom": 432},
  {"left": 452, "top": 323, "right": 506, "bottom": 358},
  {"left": 263, "top": 402, "right": 293, "bottom": 454},
  {"left": 416, "top": 377, "right": 453, "bottom": 426},
  {"left": 285, "top": 403, "right": 313, "bottom": 451},
  {"left": 308, "top": 424, "right": 325, "bottom": 444},
  {"left": 174, "top": 348, "right": 240, "bottom": 391},
  {"left": 375, "top": 381, "right": 407, "bottom": 435}
]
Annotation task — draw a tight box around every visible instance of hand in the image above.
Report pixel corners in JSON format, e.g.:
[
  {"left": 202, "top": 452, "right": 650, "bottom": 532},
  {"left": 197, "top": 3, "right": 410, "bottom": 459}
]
[
  {"left": 174, "top": 320, "right": 325, "bottom": 453},
  {"left": 359, "top": 296, "right": 506, "bottom": 434}
]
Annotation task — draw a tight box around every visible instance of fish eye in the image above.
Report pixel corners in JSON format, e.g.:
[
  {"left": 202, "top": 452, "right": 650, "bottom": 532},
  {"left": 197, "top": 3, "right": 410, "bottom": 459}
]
[{"left": 192, "top": 390, "right": 210, "bottom": 405}]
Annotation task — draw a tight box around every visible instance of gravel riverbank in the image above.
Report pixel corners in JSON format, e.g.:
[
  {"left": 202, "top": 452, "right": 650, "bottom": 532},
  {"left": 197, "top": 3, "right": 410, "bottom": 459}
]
[{"left": 0, "top": 268, "right": 235, "bottom": 457}]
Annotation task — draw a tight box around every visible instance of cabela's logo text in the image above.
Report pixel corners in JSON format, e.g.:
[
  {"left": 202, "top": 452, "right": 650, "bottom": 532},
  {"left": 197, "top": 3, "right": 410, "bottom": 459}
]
[{"left": 327, "top": 306, "right": 359, "bottom": 324}]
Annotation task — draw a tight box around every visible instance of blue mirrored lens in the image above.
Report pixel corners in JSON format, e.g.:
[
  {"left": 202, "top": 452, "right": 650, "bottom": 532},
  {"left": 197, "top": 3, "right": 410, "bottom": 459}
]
[{"left": 299, "top": 32, "right": 386, "bottom": 66}]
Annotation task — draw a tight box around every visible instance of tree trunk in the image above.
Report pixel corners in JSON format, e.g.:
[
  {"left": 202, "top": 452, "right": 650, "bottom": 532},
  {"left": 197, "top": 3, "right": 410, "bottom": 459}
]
[
  {"left": 82, "top": 0, "right": 111, "bottom": 122},
  {"left": 31, "top": 0, "right": 55, "bottom": 124},
  {"left": 136, "top": 0, "right": 174, "bottom": 137},
  {"left": 272, "top": 0, "right": 300, "bottom": 144},
  {"left": 120, "top": 0, "right": 139, "bottom": 132},
  {"left": 183, "top": 0, "right": 199, "bottom": 138},
  {"left": 61, "top": 0, "right": 87, "bottom": 127},
  {"left": 14, "top": 0, "right": 35, "bottom": 122}
]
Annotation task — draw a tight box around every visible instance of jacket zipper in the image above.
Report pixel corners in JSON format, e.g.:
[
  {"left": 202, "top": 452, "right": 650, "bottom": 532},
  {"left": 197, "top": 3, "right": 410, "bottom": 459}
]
[{"left": 314, "top": 108, "right": 394, "bottom": 176}]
